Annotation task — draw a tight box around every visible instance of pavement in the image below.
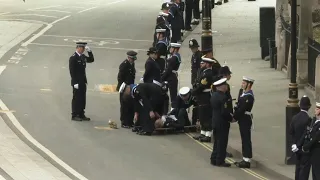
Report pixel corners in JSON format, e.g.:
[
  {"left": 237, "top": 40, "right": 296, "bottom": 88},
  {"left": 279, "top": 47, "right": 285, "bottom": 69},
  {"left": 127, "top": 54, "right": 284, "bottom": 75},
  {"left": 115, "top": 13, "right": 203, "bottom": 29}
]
[
  {"left": 178, "top": 0, "right": 316, "bottom": 180},
  {"left": 0, "top": 0, "right": 286, "bottom": 180}
]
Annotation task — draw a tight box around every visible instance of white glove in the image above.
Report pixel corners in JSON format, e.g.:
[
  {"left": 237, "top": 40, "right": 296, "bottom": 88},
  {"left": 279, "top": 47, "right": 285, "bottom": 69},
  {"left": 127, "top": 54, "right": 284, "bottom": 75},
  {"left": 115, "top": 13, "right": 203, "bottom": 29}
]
[
  {"left": 291, "top": 144, "right": 299, "bottom": 153},
  {"left": 161, "top": 115, "right": 166, "bottom": 122},
  {"left": 140, "top": 78, "right": 144, "bottom": 82},
  {"left": 73, "top": 84, "right": 79, "bottom": 89},
  {"left": 168, "top": 115, "right": 177, "bottom": 121},
  {"left": 85, "top": 46, "right": 91, "bottom": 52}
]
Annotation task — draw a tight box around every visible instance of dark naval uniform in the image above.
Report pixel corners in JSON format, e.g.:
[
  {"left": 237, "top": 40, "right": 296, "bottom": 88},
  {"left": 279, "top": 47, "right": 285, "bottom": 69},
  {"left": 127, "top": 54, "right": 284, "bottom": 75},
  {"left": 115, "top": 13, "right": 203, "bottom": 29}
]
[
  {"left": 161, "top": 52, "right": 181, "bottom": 107},
  {"left": 143, "top": 48, "right": 161, "bottom": 84},
  {"left": 131, "top": 83, "right": 164, "bottom": 135},
  {"left": 116, "top": 51, "right": 137, "bottom": 127},
  {"left": 210, "top": 78, "right": 233, "bottom": 167},
  {"left": 169, "top": 87, "right": 195, "bottom": 126},
  {"left": 234, "top": 87, "right": 255, "bottom": 168},
  {"left": 168, "top": 3, "right": 183, "bottom": 43},
  {"left": 290, "top": 96, "right": 312, "bottom": 180},
  {"left": 153, "top": 3, "right": 171, "bottom": 46},
  {"left": 218, "top": 66, "right": 233, "bottom": 113},
  {"left": 155, "top": 28, "right": 169, "bottom": 74},
  {"left": 192, "top": 67, "right": 213, "bottom": 141},
  {"left": 69, "top": 42, "right": 94, "bottom": 121},
  {"left": 189, "top": 39, "right": 201, "bottom": 85},
  {"left": 185, "top": 0, "right": 193, "bottom": 30}
]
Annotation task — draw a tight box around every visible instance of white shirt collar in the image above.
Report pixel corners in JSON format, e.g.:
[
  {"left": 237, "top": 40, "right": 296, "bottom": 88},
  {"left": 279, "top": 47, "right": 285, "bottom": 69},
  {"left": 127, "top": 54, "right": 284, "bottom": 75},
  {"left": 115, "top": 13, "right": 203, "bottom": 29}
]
[
  {"left": 75, "top": 51, "right": 81, "bottom": 56},
  {"left": 301, "top": 110, "right": 308, "bottom": 113}
]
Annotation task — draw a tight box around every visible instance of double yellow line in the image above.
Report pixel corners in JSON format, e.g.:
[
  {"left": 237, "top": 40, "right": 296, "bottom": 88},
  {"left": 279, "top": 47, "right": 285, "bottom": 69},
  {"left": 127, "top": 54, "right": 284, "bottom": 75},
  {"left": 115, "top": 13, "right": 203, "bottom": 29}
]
[{"left": 185, "top": 133, "right": 269, "bottom": 180}]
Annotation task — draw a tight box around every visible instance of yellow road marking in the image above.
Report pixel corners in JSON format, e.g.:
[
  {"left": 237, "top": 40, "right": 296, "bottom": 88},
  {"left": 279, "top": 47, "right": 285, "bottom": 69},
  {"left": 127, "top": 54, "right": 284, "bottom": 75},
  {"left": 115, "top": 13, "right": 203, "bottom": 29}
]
[
  {"left": 94, "top": 126, "right": 113, "bottom": 130},
  {"left": 40, "top": 88, "right": 52, "bottom": 91},
  {"left": 0, "top": 110, "right": 15, "bottom": 113},
  {"left": 185, "top": 133, "right": 269, "bottom": 180},
  {"left": 97, "top": 84, "right": 117, "bottom": 93}
]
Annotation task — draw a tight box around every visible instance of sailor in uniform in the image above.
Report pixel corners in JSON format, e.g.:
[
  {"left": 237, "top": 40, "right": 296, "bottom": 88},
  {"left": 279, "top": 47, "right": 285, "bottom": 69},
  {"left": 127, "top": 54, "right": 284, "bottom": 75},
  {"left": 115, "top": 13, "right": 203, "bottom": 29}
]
[
  {"left": 161, "top": 43, "right": 181, "bottom": 109},
  {"left": 153, "top": 3, "right": 172, "bottom": 46},
  {"left": 290, "top": 95, "right": 312, "bottom": 180},
  {"left": 233, "top": 76, "right": 255, "bottom": 168},
  {"left": 69, "top": 42, "right": 94, "bottom": 121},
  {"left": 192, "top": 57, "right": 214, "bottom": 142},
  {"left": 155, "top": 28, "right": 169, "bottom": 74},
  {"left": 116, "top": 51, "right": 137, "bottom": 128},
  {"left": 210, "top": 78, "right": 233, "bottom": 167},
  {"left": 141, "top": 47, "right": 161, "bottom": 86},
  {"left": 169, "top": 87, "right": 196, "bottom": 126},
  {"left": 218, "top": 66, "right": 233, "bottom": 113},
  {"left": 189, "top": 39, "right": 201, "bottom": 85},
  {"left": 168, "top": 0, "right": 183, "bottom": 43}
]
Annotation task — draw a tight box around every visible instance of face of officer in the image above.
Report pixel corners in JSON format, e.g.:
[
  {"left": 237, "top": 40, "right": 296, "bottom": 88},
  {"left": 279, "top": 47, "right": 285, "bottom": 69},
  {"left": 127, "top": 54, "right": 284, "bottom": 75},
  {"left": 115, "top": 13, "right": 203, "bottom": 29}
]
[
  {"left": 200, "top": 62, "right": 205, "bottom": 69},
  {"left": 128, "top": 56, "right": 136, "bottom": 63},
  {"left": 163, "top": 9, "right": 169, "bottom": 13},
  {"left": 241, "top": 81, "right": 252, "bottom": 91},
  {"left": 181, "top": 93, "right": 190, "bottom": 101},
  {"left": 76, "top": 46, "right": 85, "bottom": 54},
  {"left": 149, "top": 53, "right": 157, "bottom": 59},
  {"left": 315, "top": 106, "right": 320, "bottom": 117},
  {"left": 190, "top": 47, "right": 198, "bottom": 53},
  {"left": 225, "top": 74, "right": 231, "bottom": 80},
  {"left": 157, "top": 33, "right": 164, "bottom": 40},
  {"left": 170, "top": 47, "right": 178, "bottom": 54}
]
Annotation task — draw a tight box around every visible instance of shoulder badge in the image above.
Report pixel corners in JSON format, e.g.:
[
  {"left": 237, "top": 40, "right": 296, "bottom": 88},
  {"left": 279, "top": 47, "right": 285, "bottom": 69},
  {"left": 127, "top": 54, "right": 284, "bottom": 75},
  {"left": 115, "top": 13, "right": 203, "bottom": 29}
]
[{"left": 201, "top": 78, "right": 207, "bottom": 85}]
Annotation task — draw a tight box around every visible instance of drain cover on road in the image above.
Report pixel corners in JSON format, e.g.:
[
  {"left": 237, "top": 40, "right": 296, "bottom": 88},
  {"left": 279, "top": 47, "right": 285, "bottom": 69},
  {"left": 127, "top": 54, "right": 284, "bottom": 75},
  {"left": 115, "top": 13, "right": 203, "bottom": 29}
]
[{"left": 95, "top": 84, "right": 117, "bottom": 93}]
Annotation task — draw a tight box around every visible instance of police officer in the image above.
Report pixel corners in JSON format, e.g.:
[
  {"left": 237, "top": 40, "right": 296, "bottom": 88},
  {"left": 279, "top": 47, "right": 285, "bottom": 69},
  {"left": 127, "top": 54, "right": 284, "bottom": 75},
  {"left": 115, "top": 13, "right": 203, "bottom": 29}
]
[
  {"left": 290, "top": 95, "right": 312, "bottom": 180},
  {"left": 218, "top": 66, "right": 233, "bottom": 113},
  {"left": 302, "top": 102, "right": 320, "bottom": 179},
  {"left": 215, "top": 0, "right": 228, "bottom": 5},
  {"left": 119, "top": 83, "right": 164, "bottom": 136},
  {"left": 154, "top": 3, "right": 171, "bottom": 46},
  {"left": 191, "top": 61, "right": 205, "bottom": 125},
  {"left": 69, "top": 42, "right": 94, "bottom": 121},
  {"left": 168, "top": 0, "right": 183, "bottom": 43},
  {"left": 161, "top": 43, "right": 181, "bottom": 109},
  {"left": 189, "top": 39, "right": 201, "bottom": 85},
  {"left": 191, "top": 0, "right": 200, "bottom": 25},
  {"left": 184, "top": 0, "right": 193, "bottom": 31},
  {"left": 116, "top": 51, "right": 137, "bottom": 128},
  {"left": 192, "top": 57, "right": 214, "bottom": 142},
  {"left": 169, "top": 87, "right": 195, "bottom": 126},
  {"left": 210, "top": 78, "right": 233, "bottom": 167},
  {"left": 233, "top": 76, "right": 255, "bottom": 168},
  {"left": 142, "top": 47, "right": 161, "bottom": 85}
]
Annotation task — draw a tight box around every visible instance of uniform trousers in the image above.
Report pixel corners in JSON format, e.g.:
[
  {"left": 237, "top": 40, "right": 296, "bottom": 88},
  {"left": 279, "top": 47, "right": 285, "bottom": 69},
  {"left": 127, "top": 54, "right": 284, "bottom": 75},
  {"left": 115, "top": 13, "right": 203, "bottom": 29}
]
[
  {"left": 72, "top": 83, "right": 87, "bottom": 117},
  {"left": 139, "top": 107, "right": 155, "bottom": 133},
  {"left": 171, "top": 28, "right": 181, "bottom": 43},
  {"left": 191, "top": 105, "right": 198, "bottom": 125},
  {"left": 176, "top": 108, "right": 191, "bottom": 126},
  {"left": 295, "top": 153, "right": 311, "bottom": 180},
  {"left": 193, "top": 0, "right": 200, "bottom": 19},
  {"left": 211, "top": 122, "right": 230, "bottom": 164},
  {"left": 167, "top": 73, "right": 178, "bottom": 107},
  {"left": 185, "top": 0, "right": 193, "bottom": 29},
  {"left": 119, "top": 93, "right": 134, "bottom": 126},
  {"left": 198, "top": 104, "right": 212, "bottom": 131},
  {"left": 311, "top": 148, "right": 320, "bottom": 180},
  {"left": 238, "top": 116, "right": 253, "bottom": 158}
]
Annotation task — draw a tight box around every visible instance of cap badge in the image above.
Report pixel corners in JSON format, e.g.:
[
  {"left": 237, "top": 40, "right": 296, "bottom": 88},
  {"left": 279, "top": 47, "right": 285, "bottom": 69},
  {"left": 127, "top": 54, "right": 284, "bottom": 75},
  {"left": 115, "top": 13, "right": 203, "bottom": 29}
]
[{"left": 189, "top": 41, "right": 193, "bottom": 46}]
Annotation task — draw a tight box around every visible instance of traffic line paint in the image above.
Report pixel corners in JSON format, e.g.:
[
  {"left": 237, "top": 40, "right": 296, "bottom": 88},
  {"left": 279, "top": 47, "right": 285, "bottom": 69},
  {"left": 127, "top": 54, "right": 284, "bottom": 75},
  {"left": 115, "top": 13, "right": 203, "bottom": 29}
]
[
  {"left": 28, "top": 43, "right": 147, "bottom": 51},
  {"left": 21, "top": 15, "right": 70, "bottom": 47},
  {"left": 38, "top": 34, "right": 153, "bottom": 42},
  {"left": 0, "top": 66, "right": 6, "bottom": 75},
  {"left": 185, "top": 133, "right": 269, "bottom": 180},
  {"left": 0, "top": 12, "right": 10, "bottom": 15},
  {"left": 77, "top": 6, "right": 97, "bottom": 13},
  {"left": 7, "top": 47, "right": 29, "bottom": 64},
  {"left": 30, "top": 10, "right": 71, "bottom": 14},
  {"left": 0, "top": 110, "right": 15, "bottom": 113},
  {"left": 1, "top": 14, "right": 58, "bottom": 18},
  {"left": 27, "top": 5, "right": 62, "bottom": 11},
  {"left": 94, "top": 126, "right": 113, "bottom": 130},
  {"left": 0, "top": 98, "right": 89, "bottom": 180},
  {"left": 40, "top": 89, "right": 52, "bottom": 91}
]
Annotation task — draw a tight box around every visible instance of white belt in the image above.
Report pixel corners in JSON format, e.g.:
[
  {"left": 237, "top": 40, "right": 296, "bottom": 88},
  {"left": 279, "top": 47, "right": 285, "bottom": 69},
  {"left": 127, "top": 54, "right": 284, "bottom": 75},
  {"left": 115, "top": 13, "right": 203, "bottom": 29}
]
[
  {"left": 172, "top": 70, "right": 178, "bottom": 73},
  {"left": 152, "top": 80, "right": 161, "bottom": 86},
  {"left": 245, "top": 111, "right": 252, "bottom": 115},
  {"left": 203, "top": 89, "right": 211, "bottom": 92}
]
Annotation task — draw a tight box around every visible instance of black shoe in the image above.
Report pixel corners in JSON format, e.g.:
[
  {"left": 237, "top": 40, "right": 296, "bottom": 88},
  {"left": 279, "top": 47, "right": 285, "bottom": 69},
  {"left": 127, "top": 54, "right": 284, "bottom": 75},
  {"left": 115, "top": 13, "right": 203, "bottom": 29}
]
[
  {"left": 193, "top": 134, "right": 205, "bottom": 140},
  {"left": 138, "top": 131, "right": 152, "bottom": 136},
  {"left": 80, "top": 115, "right": 91, "bottom": 121},
  {"left": 121, "top": 124, "right": 131, "bottom": 128},
  {"left": 215, "top": 1, "right": 222, "bottom": 5},
  {"left": 235, "top": 160, "right": 251, "bottom": 168},
  {"left": 71, "top": 116, "right": 82, "bottom": 121},
  {"left": 226, "top": 152, "right": 233, "bottom": 158},
  {"left": 224, "top": 0, "right": 228, "bottom": 3},
  {"left": 216, "top": 162, "right": 231, "bottom": 167},
  {"left": 200, "top": 136, "right": 211, "bottom": 142},
  {"left": 210, "top": 161, "right": 217, "bottom": 166},
  {"left": 132, "top": 127, "right": 140, "bottom": 132}
]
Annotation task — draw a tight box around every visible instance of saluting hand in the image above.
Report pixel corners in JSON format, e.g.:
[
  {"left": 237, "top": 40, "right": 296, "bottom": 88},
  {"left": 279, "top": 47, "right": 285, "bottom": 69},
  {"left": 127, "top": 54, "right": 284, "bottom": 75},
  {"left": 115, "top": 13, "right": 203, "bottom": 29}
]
[{"left": 85, "top": 46, "right": 91, "bottom": 52}]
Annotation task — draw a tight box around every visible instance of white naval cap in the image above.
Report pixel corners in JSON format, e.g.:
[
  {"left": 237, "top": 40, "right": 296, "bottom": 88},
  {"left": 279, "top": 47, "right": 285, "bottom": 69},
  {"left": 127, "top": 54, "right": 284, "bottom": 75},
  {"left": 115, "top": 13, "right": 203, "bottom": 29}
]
[
  {"left": 170, "top": 43, "right": 181, "bottom": 48},
  {"left": 118, "top": 82, "right": 126, "bottom": 93},
  {"left": 201, "top": 57, "right": 216, "bottom": 63},
  {"left": 213, "top": 78, "right": 227, "bottom": 87},
  {"left": 316, "top": 102, "right": 320, "bottom": 108},
  {"left": 156, "top": 29, "right": 166, "bottom": 33},
  {"left": 242, "top": 76, "right": 255, "bottom": 83},
  {"left": 179, "top": 87, "right": 191, "bottom": 96}
]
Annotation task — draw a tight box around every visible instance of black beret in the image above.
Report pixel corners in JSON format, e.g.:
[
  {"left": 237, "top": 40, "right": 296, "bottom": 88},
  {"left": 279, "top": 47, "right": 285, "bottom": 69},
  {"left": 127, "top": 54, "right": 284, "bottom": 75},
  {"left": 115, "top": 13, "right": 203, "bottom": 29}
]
[{"left": 127, "top": 50, "right": 137, "bottom": 57}]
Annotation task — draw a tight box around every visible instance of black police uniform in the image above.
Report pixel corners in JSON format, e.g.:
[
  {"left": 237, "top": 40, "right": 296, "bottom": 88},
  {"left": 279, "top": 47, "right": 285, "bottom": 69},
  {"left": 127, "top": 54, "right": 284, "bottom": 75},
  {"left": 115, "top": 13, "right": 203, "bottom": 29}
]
[
  {"left": 233, "top": 88, "right": 255, "bottom": 168},
  {"left": 168, "top": 3, "right": 183, "bottom": 43},
  {"left": 116, "top": 51, "right": 137, "bottom": 127},
  {"left": 185, "top": 0, "right": 193, "bottom": 30},
  {"left": 169, "top": 93, "right": 195, "bottom": 126},
  {"left": 161, "top": 52, "right": 181, "bottom": 107},
  {"left": 131, "top": 83, "right": 164, "bottom": 135},
  {"left": 192, "top": 68, "right": 213, "bottom": 142},
  {"left": 210, "top": 82, "right": 233, "bottom": 167},
  {"left": 290, "top": 97, "right": 312, "bottom": 180},
  {"left": 303, "top": 116, "right": 320, "bottom": 180},
  {"left": 69, "top": 42, "right": 94, "bottom": 121},
  {"left": 179, "top": 1, "right": 185, "bottom": 31},
  {"left": 189, "top": 40, "right": 201, "bottom": 85},
  {"left": 143, "top": 48, "right": 161, "bottom": 84},
  {"left": 191, "top": 68, "right": 203, "bottom": 125}
]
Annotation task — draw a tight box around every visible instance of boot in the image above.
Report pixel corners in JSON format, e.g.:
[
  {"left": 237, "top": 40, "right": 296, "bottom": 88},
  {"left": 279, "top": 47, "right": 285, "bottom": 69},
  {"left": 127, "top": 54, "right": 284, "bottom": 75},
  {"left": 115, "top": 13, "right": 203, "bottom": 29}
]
[
  {"left": 234, "top": 160, "right": 251, "bottom": 168},
  {"left": 193, "top": 134, "right": 205, "bottom": 140},
  {"left": 200, "top": 136, "right": 211, "bottom": 142}
]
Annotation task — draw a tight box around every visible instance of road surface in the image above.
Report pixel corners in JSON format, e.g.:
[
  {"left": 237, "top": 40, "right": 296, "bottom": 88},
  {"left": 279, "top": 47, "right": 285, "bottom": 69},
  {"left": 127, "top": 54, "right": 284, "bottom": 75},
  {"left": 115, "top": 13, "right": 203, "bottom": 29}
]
[{"left": 0, "top": 0, "right": 278, "bottom": 179}]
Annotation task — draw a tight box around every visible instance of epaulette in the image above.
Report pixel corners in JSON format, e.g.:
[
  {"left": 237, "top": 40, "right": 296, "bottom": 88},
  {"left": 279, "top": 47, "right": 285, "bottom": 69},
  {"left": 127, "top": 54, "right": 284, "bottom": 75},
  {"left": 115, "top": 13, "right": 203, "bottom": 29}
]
[{"left": 72, "top": 53, "right": 76, "bottom": 57}]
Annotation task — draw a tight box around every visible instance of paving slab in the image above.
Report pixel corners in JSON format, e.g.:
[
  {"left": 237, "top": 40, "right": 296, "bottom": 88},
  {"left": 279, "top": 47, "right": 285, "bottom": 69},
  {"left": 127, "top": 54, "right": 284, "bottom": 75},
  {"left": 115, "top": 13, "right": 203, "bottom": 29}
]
[{"left": 177, "top": 0, "right": 315, "bottom": 179}]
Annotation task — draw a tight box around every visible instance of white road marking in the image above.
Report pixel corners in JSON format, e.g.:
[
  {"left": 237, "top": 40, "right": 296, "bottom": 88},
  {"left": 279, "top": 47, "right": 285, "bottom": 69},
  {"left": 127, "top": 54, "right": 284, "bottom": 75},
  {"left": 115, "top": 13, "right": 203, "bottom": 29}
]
[
  {"left": 0, "top": 12, "right": 10, "bottom": 15},
  {"left": 77, "top": 7, "right": 97, "bottom": 14},
  {"left": 29, "top": 43, "right": 147, "bottom": 51},
  {"left": 27, "top": 5, "right": 62, "bottom": 11},
  {"left": 0, "top": 98, "right": 88, "bottom": 180},
  {"left": 0, "top": 18, "right": 49, "bottom": 24},
  {"left": 1, "top": 14, "right": 58, "bottom": 18},
  {"left": 0, "top": 66, "right": 6, "bottom": 75},
  {"left": 21, "top": 15, "right": 70, "bottom": 47},
  {"left": 29, "top": 9, "right": 71, "bottom": 13},
  {"left": 37, "top": 34, "right": 153, "bottom": 42},
  {"left": 0, "top": 175, "right": 6, "bottom": 180}
]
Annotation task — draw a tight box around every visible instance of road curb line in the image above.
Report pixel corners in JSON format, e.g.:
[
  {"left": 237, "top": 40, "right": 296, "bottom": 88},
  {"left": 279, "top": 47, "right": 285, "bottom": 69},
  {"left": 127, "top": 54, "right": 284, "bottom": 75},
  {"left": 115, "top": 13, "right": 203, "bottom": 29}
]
[{"left": 0, "top": 99, "right": 88, "bottom": 180}]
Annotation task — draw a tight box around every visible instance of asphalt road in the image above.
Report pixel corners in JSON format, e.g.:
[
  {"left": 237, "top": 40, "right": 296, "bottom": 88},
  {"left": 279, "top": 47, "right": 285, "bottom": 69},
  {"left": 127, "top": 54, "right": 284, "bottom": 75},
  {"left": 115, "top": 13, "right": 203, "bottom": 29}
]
[{"left": 0, "top": 0, "right": 277, "bottom": 179}]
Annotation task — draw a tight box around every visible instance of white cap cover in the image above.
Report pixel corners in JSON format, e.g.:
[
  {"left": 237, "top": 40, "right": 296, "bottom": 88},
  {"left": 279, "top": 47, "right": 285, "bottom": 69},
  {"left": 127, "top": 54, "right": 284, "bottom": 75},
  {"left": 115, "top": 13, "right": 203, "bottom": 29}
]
[
  {"left": 243, "top": 76, "right": 255, "bottom": 83},
  {"left": 316, "top": 102, "right": 320, "bottom": 108},
  {"left": 213, "top": 78, "right": 227, "bottom": 86},
  {"left": 156, "top": 29, "right": 166, "bottom": 33},
  {"left": 201, "top": 57, "right": 216, "bottom": 63},
  {"left": 170, "top": 43, "right": 181, "bottom": 48},
  {"left": 179, "top": 87, "right": 190, "bottom": 95}
]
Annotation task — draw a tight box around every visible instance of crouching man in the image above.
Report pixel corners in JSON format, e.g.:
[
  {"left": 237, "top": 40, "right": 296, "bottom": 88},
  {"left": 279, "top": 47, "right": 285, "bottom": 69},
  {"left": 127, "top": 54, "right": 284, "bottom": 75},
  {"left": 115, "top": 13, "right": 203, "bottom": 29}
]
[{"left": 168, "top": 87, "right": 196, "bottom": 126}]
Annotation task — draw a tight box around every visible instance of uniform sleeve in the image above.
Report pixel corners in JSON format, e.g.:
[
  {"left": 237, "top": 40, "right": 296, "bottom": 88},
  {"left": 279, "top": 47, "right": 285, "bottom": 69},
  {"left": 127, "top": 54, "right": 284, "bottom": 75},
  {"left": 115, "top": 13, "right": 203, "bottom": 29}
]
[
  {"left": 167, "top": 6, "right": 176, "bottom": 23},
  {"left": 221, "top": 97, "right": 233, "bottom": 122},
  {"left": 233, "top": 95, "right": 254, "bottom": 120},
  {"left": 161, "top": 57, "right": 175, "bottom": 81},
  {"left": 143, "top": 61, "right": 152, "bottom": 83},
  {"left": 138, "top": 89, "right": 153, "bottom": 112},
  {"left": 117, "top": 63, "right": 127, "bottom": 85},
  {"left": 69, "top": 56, "right": 77, "bottom": 85},
  {"left": 191, "top": 75, "right": 208, "bottom": 95},
  {"left": 84, "top": 51, "right": 94, "bottom": 63},
  {"left": 303, "top": 127, "right": 320, "bottom": 151},
  {"left": 289, "top": 118, "right": 296, "bottom": 144}
]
